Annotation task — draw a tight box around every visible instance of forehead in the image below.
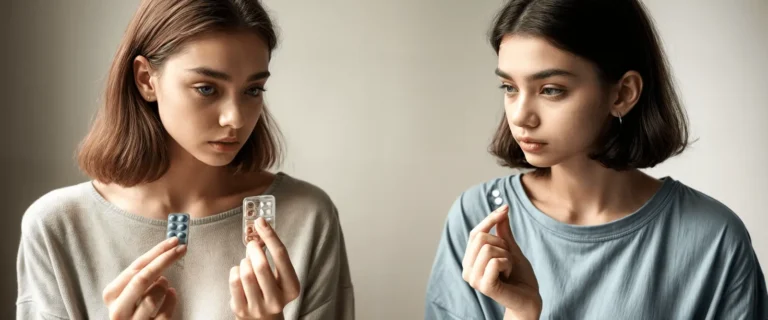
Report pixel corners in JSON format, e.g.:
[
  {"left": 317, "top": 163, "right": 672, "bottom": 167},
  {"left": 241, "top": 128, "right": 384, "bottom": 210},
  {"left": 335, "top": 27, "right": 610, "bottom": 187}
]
[
  {"left": 497, "top": 34, "right": 591, "bottom": 79},
  {"left": 164, "top": 30, "right": 270, "bottom": 78}
]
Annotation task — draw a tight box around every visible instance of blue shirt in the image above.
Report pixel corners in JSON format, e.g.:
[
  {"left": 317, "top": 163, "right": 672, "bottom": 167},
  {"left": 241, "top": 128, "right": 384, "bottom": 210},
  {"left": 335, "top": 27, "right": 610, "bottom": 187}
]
[{"left": 425, "top": 174, "right": 767, "bottom": 319}]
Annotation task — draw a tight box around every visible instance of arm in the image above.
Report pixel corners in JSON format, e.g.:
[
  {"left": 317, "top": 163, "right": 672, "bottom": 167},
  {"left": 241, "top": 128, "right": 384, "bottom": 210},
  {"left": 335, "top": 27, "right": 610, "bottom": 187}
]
[
  {"left": 298, "top": 205, "right": 355, "bottom": 320},
  {"left": 16, "top": 205, "right": 70, "bottom": 320},
  {"left": 425, "top": 195, "right": 505, "bottom": 320},
  {"left": 716, "top": 245, "right": 768, "bottom": 319}
]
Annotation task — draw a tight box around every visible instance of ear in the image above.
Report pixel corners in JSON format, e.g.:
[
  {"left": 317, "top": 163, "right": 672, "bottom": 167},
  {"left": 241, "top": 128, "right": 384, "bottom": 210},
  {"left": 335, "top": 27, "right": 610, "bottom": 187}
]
[
  {"left": 133, "top": 55, "right": 158, "bottom": 102},
  {"left": 609, "top": 70, "right": 643, "bottom": 119}
]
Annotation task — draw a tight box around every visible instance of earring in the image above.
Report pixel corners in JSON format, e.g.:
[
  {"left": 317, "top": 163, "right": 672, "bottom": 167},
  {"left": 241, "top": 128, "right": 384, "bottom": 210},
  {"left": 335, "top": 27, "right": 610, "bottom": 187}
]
[{"left": 617, "top": 113, "right": 623, "bottom": 125}]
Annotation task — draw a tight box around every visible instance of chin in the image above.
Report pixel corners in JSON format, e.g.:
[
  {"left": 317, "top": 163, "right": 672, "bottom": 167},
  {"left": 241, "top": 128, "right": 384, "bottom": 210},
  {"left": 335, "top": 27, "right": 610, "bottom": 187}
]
[
  {"left": 194, "top": 152, "right": 238, "bottom": 167},
  {"left": 522, "top": 153, "right": 560, "bottom": 168}
]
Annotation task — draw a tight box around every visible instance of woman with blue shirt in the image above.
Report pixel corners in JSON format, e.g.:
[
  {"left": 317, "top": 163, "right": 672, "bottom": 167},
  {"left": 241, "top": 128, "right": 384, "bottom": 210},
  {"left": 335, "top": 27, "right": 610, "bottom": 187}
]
[{"left": 425, "top": 0, "right": 768, "bottom": 319}]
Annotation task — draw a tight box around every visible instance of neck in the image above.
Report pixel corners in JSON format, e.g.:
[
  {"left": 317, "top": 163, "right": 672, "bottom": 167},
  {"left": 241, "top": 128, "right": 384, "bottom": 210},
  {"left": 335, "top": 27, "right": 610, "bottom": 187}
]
[
  {"left": 527, "top": 157, "right": 659, "bottom": 225},
  {"left": 142, "top": 151, "right": 237, "bottom": 207},
  {"left": 102, "top": 142, "right": 265, "bottom": 220}
]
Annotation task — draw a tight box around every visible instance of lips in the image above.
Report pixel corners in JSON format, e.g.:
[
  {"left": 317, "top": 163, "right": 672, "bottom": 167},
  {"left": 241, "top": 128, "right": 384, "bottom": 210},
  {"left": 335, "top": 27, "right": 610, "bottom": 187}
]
[
  {"left": 212, "top": 137, "right": 238, "bottom": 143},
  {"left": 517, "top": 137, "right": 545, "bottom": 144},
  {"left": 207, "top": 134, "right": 240, "bottom": 153},
  {"left": 516, "top": 137, "right": 546, "bottom": 153}
]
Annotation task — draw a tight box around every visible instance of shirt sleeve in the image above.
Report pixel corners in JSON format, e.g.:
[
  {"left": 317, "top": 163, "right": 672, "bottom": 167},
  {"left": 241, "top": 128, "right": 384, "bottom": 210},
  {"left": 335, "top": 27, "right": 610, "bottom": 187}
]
[
  {"left": 16, "top": 203, "right": 71, "bottom": 320},
  {"left": 424, "top": 192, "right": 505, "bottom": 320},
  {"left": 715, "top": 237, "right": 768, "bottom": 320},
  {"left": 298, "top": 204, "right": 355, "bottom": 320}
]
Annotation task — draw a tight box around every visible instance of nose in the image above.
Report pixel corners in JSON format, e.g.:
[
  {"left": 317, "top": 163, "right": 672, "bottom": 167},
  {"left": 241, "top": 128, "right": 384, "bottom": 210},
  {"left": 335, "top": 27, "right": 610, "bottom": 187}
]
[
  {"left": 508, "top": 94, "right": 539, "bottom": 129},
  {"left": 218, "top": 99, "right": 245, "bottom": 129}
]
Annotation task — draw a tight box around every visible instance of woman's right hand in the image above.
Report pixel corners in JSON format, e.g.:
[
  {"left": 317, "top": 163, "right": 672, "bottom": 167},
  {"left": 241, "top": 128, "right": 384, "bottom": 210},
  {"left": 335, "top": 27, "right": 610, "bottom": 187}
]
[
  {"left": 462, "top": 204, "right": 542, "bottom": 320},
  {"left": 102, "top": 236, "right": 187, "bottom": 320}
]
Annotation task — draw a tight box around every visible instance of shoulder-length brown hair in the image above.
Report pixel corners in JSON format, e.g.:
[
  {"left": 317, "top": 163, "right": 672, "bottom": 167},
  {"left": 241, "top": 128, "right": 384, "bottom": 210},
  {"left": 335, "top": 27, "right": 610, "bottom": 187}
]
[
  {"left": 488, "top": 0, "right": 689, "bottom": 172},
  {"left": 77, "top": 0, "right": 283, "bottom": 187}
]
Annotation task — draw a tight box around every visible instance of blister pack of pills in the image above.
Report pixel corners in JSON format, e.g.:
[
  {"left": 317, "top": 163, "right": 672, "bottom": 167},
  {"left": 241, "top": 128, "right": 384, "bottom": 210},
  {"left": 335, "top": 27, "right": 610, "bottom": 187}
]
[
  {"left": 167, "top": 213, "right": 190, "bottom": 245},
  {"left": 242, "top": 195, "right": 276, "bottom": 246},
  {"left": 488, "top": 188, "right": 504, "bottom": 209}
]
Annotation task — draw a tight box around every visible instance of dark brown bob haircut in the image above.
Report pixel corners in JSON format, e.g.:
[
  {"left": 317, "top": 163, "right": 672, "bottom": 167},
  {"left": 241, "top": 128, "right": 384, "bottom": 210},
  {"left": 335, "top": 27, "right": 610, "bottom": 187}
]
[
  {"left": 488, "top": 0, "right": 689, "bottom": 171},
  {"left": 77, "top": 0, "right": 283, "bottom": 187}
]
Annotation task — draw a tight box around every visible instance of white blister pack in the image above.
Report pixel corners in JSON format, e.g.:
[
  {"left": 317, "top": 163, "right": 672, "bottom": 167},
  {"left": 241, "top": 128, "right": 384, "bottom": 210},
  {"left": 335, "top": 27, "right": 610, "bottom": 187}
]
[{"left": 242, "top": 195, "right": 276, "bottom": 246}]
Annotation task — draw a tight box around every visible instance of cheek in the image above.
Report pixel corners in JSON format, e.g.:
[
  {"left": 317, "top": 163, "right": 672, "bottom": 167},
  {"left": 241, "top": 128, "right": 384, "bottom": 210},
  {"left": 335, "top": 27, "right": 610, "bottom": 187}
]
[
  {"left": 156, "top": 86, "right": 209, "bottom": 137},
  {"left": 251, "top": 102, "right": 265, "bottom": 121},
  {"left": 246, "top": 102, "right": 265, "bottom": 127},
  {"left": 550, "top": 101, "right": 608, "bottom": 148}
]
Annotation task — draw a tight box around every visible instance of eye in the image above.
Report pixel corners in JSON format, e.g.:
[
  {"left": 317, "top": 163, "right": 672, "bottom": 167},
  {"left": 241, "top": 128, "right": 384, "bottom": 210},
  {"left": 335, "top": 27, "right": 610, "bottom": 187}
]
[
  {"left": 541, "top": 87, "right": 565, "bottom": 96},
  {"left": 499, "top": 84, "right": 518, "bottom": 94},
  {"left": 195, "top": 85, "right": 216, "bottom": 96},
  {"left": 246, "top": 86, "right": 266, "bottom": 97}
]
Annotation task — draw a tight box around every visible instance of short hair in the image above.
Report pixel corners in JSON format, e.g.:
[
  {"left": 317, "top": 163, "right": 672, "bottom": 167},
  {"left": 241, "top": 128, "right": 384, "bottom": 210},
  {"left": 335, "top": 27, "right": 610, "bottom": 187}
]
[
  {"left": 77, "top": 0, "right": 283, "bottom": 187},
  {"left": 488, "top": 0, "right": 689, "bottom": 171}
]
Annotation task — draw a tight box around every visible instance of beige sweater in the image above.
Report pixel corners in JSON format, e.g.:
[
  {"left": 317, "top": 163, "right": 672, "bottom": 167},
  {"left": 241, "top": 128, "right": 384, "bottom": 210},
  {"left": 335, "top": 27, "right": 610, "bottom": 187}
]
[{"left": 16, "top": 173, "right": 354, "bottom": 320}]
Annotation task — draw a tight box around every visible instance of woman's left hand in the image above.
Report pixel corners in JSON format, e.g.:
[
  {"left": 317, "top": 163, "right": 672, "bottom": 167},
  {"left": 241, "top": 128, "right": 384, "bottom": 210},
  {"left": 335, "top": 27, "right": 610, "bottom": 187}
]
[{"left": 229, "top": 217, "right": 301, "bottom": 320}]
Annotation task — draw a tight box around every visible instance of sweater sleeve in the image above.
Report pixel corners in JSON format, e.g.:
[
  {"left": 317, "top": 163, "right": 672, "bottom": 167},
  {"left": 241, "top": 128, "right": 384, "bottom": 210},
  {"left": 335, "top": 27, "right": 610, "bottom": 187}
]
[
  {"left": 16, "top": 196, "right": 74, "bottom": 320},
  {"left": 297, "top": 204, "right": 355, "bottom": 320}
]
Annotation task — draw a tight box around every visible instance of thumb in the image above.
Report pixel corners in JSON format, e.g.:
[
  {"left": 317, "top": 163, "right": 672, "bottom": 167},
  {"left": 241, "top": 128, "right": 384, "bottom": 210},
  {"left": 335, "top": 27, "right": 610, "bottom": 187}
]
[{"left": 495, "top": 213, "right": 520, "bottom": 254}]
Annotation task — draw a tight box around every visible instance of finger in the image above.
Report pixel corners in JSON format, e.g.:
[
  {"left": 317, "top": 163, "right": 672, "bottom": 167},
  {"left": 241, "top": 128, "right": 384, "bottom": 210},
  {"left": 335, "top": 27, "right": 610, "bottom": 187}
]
[
  {"left": 495, "top": 213, "right": 522, "bottom": 255},
  {"left": 462, "top": 233, "right": 508, "bottom": 281},
  {"left": 131, "top": 280, "right": 168, "bottom": 320},
  {"left": 143, "top": 276, "right": 169, "bottom": 295},
  {"left": 245, "top": 225, "right": 266, "bottom": 248},
  {"left": 494, "top": 257, "right": 513, "bottom": 280},
  {"left": 483, "top": 258, "right": 535, "bottom": 311},
  {"left": 248, "top": 241, "right": 283, "bottom": 314},
  {"left": 471, "top": 244, "right": 509, "bottom": 286},
  {"left": 479, "top": 257, "right": 513, "bottom": 295},
  {"left": 103, "top": 237, "right": 180, "bottom": 303},
  {"left": 240, "top": 257, "right": 265, "bottom": 311},
  {"left": 112, "top": 244, "right": 187, "bottom": 316},
  {"left": 229, "top": 266, "right": 248, "bottom": 315},
  {"left": 255, "top": 217, "right": 300, "bottom": 299},
  {"left": 468, "top": 205, "right": 509, "bottom": 243},
  {"left": 154, "top": 287, "right": 178, "bottom": 320}
]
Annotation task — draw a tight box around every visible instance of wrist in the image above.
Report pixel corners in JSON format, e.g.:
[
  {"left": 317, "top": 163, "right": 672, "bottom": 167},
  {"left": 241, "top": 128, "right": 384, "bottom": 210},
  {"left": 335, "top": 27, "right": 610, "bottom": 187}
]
[
  {"left": 235, "top": 313, "right": 284, "bottom": 320},
  {"left": 502, "top": 295, "right": 542, "bottom": 320},
  {"left": 503, "top": 308, "right": 540, "bottom": 320}
]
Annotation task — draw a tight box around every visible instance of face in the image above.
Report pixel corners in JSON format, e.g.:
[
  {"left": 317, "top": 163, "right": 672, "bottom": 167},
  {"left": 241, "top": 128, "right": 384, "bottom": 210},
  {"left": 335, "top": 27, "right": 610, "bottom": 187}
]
[
  {"left": 496, "top": 35, "right": 614, "bottom": 168},
  {"left": 136, "top": 31, "right": 271, "bottom": 167}
]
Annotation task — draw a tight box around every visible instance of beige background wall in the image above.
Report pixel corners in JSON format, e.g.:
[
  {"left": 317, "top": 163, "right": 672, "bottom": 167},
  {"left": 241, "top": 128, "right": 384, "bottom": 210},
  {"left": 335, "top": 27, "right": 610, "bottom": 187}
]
[{"left": 1, "top": 0, "right": 766, "bottom": 318}]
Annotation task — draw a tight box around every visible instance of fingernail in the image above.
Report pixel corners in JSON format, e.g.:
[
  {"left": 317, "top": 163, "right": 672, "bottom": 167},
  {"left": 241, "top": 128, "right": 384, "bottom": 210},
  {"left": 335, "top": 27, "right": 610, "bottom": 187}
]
[
  {"left": 167, "top": 237, "right": 178, "bottom": 244},
  {"left": 176, "top": 245, "right": 187, "bottom": 253}
]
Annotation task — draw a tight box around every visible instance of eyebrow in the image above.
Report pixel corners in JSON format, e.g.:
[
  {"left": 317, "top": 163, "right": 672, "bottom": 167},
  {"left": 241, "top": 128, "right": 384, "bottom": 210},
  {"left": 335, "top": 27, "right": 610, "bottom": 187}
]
[
  {"left": 187, "top": 67, "right": 271, "bottom": 82},
  {"left": 495, "top": 68, "right": 575, "bottom": 81}
]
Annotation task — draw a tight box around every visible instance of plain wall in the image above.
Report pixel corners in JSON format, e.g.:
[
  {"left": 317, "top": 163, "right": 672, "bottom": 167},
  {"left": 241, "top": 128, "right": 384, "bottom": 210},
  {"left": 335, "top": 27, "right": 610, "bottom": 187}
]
[{"left": 1, "top": 0, "right": 766, "bottom": 318}]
